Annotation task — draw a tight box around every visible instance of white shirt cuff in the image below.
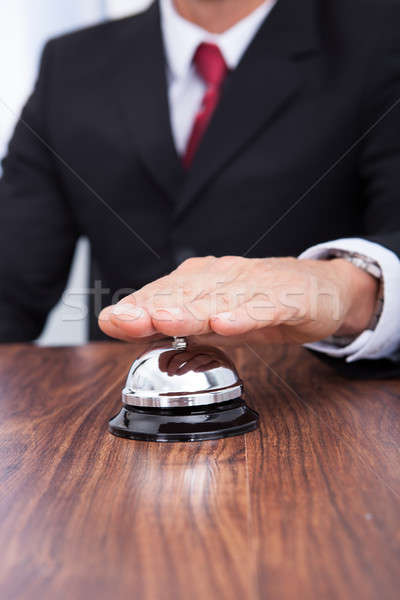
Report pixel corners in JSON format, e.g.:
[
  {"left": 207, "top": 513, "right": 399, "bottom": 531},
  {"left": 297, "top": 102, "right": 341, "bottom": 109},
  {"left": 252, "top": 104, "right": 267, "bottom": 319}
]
[{"left": 299, "top": 238, "right": 400, "bottom": 363}]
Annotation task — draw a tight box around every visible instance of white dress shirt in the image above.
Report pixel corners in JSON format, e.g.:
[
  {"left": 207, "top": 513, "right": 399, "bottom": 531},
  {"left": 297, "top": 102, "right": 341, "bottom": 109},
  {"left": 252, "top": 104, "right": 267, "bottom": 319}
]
[
  {"left": 160, "top": 0, "right": 276, "bottom": 154},
  {"left": 159, "top": 0, "right": 400, "bottom": 362}
]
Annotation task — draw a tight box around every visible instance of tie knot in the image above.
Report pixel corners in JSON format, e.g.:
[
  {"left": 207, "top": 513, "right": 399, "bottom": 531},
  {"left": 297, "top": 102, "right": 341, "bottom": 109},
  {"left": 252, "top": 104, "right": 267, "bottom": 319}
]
[{"left": 193, "top": 42, "right": 228, "bottom": 87}]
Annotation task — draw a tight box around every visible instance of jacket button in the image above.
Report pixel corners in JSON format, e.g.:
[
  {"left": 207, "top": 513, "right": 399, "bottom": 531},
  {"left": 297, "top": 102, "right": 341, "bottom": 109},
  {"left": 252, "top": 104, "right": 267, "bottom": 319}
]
[{"left": 174, "top": 247, "right": 197, "bottom": 266}]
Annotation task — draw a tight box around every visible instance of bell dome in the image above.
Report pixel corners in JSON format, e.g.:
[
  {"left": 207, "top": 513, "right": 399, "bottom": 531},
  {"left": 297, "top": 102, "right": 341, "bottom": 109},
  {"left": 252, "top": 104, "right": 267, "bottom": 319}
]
[{"left": 122, "top": 337, "right": 242, "bottom": 408}]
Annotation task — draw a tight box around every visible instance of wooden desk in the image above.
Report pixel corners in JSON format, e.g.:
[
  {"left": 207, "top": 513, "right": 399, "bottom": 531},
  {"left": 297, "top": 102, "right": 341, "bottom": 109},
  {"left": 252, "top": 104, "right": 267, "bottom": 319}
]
[{"left": 0, "top": 342, "right": 399, "bottom": 600}]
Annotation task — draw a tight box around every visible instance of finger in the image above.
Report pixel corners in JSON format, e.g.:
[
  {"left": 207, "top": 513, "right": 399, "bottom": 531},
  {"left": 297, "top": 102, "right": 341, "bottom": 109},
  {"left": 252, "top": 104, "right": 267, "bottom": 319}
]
[
  {"left": 149, "top": 290, "right": 241, "bottom": 337},
  {"left": 131, "top": 275, "right": 179, "bottom": 309},
  {"left": 111, "top": 268, "right": 211, "bottom": 335},
  {"left": 107, "top": 302, "right": 157, "bottom": 337},
  {"left": 149, "top": 279, "right": 244, "bottom": 337},
  {"left": 110, "top": 256, "right": 244, "bottom": 338},
  {"left": 137, "top": 255, "right": 241, "bottom": 315},
  {"left": 149, "top": 273, "right": 251, "bottom": 336},
  {"left": 136, "top": 257, "right": 218, "bottom": 309},
  {"left": 210, "top": 297, "right": 291, "bottom": 336},
  {"left": 98, "top": 306, "right": 147, "bottom": 341},
  {"left": 150, "top": 301, "right": 217, "bottom": 336}
]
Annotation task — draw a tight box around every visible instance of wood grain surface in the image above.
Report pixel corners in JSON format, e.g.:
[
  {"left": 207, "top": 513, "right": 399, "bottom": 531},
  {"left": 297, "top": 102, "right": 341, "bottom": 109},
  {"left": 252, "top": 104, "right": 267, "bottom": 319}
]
[{"left": 0, "top": 342, "right": 399, "bottom": 600}]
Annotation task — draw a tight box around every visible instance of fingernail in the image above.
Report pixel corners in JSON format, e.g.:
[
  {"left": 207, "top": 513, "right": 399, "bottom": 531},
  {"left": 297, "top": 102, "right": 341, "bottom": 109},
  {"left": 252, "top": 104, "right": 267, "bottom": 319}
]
[
  {"left": 98, "top": 307, "right": 113, "bottom": 321},
  {"left": 112, "top": 304, "right": 145, "bottom": 321},
  {"left": 152, "top": 307, "right": 183, "bottom": 321}
]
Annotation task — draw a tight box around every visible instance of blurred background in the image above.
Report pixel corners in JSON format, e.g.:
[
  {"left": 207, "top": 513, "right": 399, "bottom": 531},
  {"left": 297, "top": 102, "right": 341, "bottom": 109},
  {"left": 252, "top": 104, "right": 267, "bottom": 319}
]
[{"left": 0, "top": 0, "right": 153, "bottom": 345}]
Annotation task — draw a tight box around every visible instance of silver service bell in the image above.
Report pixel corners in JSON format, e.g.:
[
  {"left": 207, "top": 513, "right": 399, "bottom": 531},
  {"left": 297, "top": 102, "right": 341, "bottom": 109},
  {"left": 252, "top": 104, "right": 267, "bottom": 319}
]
[{"left": 108, "top": 336, "right": 259, "bottom": 443}]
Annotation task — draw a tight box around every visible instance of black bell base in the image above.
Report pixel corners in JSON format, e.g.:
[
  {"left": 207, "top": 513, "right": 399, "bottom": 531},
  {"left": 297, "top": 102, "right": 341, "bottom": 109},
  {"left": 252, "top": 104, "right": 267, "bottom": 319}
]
[{"left": 108, "top": 398, "right": 259, "bottom": 443}]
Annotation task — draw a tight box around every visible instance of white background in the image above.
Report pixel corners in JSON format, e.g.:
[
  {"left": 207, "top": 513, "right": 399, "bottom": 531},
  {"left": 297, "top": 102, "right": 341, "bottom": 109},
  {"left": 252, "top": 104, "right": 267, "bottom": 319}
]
[{"left": 0, "top": 0, "right": 153, "bottom": 345}]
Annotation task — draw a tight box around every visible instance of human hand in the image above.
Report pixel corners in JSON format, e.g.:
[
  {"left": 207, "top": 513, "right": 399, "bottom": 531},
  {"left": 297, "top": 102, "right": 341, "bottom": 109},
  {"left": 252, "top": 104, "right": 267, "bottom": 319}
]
[{"left": 99, "top": 256, "right": 378, "bottom": 345}]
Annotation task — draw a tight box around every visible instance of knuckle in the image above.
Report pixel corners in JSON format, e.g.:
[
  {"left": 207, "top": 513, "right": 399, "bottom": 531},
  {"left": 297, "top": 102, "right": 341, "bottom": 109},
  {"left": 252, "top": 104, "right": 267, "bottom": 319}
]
[
  {"left": 220, "top": 294, "right": 230, "bottom": 306},
  {"left": 215, "top": 293, "right": 232, "bottom": 313},
  {"left": 194, "top": 289, "right": 210, "bottom": 300},
  {"left": 181, "top": 257, "right": 198, "bottom": 267},
  {"left": 218, "top": 255, "right": 239, "bottom": 265},
  {"left": 179, "top": 256, "right": 207, "bottom": 270},
  {"left": 210, "top": 256, "right": 242, "bottom": 273}
]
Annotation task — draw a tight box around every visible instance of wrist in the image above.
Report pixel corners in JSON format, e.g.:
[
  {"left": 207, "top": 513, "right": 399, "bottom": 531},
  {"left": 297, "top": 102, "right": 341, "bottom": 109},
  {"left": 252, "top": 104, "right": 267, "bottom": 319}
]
[{"left": 333, "top": 259, "right": 380, "bottom": 336}]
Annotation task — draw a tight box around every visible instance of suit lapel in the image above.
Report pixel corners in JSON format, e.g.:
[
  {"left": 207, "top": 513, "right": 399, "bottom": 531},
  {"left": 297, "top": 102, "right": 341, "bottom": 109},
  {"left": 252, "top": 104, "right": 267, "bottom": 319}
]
[
  {"left": 114, "top": 2, "right": 185, "bottom": 203},
  {"left": 174, "top": 0, "right": 321, "bottom": 220}
]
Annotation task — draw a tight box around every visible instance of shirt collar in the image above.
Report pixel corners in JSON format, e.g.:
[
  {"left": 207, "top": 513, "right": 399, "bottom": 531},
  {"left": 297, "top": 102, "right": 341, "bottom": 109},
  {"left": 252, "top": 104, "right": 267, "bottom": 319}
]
[{"left": 160, "top": 0, "right": 277, "bottom": 81}]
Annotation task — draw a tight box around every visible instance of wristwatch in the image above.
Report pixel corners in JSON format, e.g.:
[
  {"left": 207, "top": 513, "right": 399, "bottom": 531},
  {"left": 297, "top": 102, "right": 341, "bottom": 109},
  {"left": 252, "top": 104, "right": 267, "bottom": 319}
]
[{"left": 327, "top": 250, "right": 384, "bottom": 345}]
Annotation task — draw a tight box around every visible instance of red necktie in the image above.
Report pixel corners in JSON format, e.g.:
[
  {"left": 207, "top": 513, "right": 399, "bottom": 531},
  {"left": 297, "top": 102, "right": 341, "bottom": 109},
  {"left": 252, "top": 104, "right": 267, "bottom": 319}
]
[{"left": 183, "top": 43, "right": 228, "bottom": 169}]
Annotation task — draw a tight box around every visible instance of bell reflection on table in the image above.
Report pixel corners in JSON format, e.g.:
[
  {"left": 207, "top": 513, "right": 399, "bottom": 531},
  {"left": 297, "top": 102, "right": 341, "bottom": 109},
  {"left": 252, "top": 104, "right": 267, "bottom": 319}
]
[{"left": 109, "top": 337, "right": 259, "bottom": 442}]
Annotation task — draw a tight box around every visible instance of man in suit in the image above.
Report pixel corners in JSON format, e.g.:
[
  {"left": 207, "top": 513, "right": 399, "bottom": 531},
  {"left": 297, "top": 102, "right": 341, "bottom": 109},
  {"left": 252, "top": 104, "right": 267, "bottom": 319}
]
[{"left": 1, "top": 0, "right": 400, "bottom": 373}]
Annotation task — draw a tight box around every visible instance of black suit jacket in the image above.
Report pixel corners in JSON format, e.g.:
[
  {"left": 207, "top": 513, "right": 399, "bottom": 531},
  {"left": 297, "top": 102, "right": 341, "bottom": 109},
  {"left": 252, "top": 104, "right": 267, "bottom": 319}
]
[{"left": 1, "top": 0, "right": 400, "bottom": 375}]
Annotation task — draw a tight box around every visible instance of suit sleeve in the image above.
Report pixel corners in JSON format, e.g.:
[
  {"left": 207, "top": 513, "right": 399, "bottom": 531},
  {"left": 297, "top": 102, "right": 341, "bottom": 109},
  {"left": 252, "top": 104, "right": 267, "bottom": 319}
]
[
  {"left": 306, "top": 5, "right": 400, "bottom": 378},
  {"left": 0, "top": 41, "right": 79, "bottom": 342},
  {"left": 359, "top": 4, "right": 400, "bottom": 254}
]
